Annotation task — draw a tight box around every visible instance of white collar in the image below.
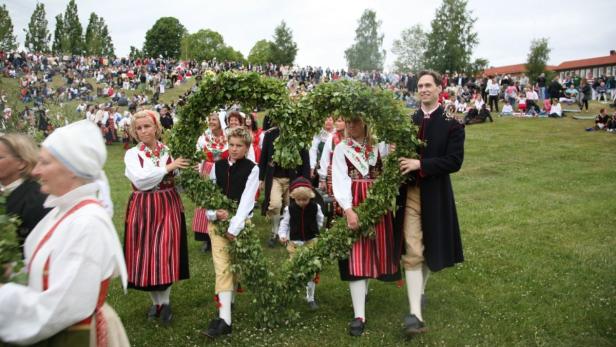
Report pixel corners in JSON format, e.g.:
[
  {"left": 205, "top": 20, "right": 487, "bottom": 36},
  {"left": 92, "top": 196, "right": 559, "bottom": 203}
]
[
  {"left": 43, "top": 182, "right": 99, "bottom": 211},
  {"left": 1, "top": 178, "right": 24, "bottom": 195}
]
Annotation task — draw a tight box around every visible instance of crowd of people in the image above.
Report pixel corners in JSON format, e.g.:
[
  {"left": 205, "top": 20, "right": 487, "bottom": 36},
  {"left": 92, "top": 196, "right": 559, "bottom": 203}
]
[{"left": 0, "top": 69, "right": 467, "bottom": 344}]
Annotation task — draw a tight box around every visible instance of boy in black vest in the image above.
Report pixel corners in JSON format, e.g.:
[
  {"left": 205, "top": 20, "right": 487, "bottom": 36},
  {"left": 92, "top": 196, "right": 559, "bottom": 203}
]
[
  {"left": 202, "top": 127, "right": 259, "bottom": 338},
  {"left": 278, "top": 177, "right": 324, "bottom": 310}
]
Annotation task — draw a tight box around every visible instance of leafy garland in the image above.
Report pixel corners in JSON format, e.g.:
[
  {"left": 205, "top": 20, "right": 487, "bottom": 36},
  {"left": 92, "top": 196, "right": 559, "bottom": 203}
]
[
  {"left": 0, "top": 196, "right": 25, "bottom": 283},
  {"left": 169, "top": 72, "right": 421, "bottom": 327}
]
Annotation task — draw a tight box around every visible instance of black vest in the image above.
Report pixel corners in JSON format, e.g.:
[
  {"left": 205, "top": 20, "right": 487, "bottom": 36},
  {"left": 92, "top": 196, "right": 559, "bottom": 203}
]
[
  {"left": 215, "top": 158, "right": 255, "bottom": 202},
  {"left": 288, "top": 200, "right": 319, "bottom": 241}
]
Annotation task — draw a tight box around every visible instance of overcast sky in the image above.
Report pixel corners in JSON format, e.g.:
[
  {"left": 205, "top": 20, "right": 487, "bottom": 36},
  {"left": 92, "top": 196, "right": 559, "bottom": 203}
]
[{"left": 5, "top": 0, "right": 616, "bottom": 70}]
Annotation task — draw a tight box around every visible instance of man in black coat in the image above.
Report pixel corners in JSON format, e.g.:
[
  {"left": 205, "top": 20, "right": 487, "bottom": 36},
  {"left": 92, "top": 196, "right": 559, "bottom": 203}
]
[
  {"left": 258, "top": 126, "right": 310, "bottom": 247},
  {"left": 397, "top": 70, "right": 465, "bottom": 338}
]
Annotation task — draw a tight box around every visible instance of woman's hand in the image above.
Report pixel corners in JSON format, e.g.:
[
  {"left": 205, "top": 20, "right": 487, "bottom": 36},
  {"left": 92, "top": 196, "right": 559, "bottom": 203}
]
[
  {"left": 216, "top": 209, "right": 229, "bottom": 221},
  {"left": 225, "top": 232, "right": 236, "bottom": 241},
  {"left": 166, "top": 157, "right": 190, "bottom": 172},
  {"left": 279, "top": 237, "right": 288, "bottom": 245},
  {"left": 344, "top": 208, "right": 360, "bottom": 231}
]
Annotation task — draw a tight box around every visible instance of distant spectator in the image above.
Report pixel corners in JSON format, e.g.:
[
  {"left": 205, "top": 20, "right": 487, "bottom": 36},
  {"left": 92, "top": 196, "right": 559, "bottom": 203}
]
[
  {"left": 501, "top": 101, "right": 513, "bottom": 116},
  {"left": 606, "top": 112, "right": 616, "bottom": 132},
  {"left": 548, "top": 76, "right": 563, "bottom": 100},
  {"left": 579, "top": 79, "right": 592, "bottom": 111},
  {"left": 548, "top": 99, "right": 562, "bottom": 117},
  {"left": 595, "top": 108, "right": 609, "bottom": 130}
]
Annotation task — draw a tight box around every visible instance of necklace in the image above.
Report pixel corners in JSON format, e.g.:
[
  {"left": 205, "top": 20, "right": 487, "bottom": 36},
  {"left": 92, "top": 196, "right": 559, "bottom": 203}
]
[{"left": 140, "top": 142, "right": 167, "bottom": 166}]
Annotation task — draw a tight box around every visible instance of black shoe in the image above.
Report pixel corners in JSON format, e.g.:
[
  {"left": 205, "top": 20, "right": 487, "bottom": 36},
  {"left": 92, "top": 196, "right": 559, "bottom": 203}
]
[
  {"left": 307, "top": 301, "right": 319, "bottom": 311},
  {"left": 147, "top": 305, "right": 159, "bottom": 321},
  {"left": 159, "top": 304, "right": 173, "bottom": 325},
  {"left": 267, "top": 236, "right": 277, "bottom": 248},
  {"left": 403, "top": 314, "right": 427, "bottom": 338},
  {"left": 202, "top": 318, "right": 232, "bottom": 338},
  {"left": 348, "top": 317, "right": 365, "bottom": 337}
]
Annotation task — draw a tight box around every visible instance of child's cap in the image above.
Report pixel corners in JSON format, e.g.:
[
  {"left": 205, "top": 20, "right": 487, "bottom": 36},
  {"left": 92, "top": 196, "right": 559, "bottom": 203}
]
[{"left": 290, "top": 177, "right": 312, "bottom": 193}]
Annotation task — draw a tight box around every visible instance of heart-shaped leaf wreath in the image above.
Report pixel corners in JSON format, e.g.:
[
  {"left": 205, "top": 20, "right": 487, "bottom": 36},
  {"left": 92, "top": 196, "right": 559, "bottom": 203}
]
[{"left": 169, "top": 72, "right": 421, "bottom": 327}]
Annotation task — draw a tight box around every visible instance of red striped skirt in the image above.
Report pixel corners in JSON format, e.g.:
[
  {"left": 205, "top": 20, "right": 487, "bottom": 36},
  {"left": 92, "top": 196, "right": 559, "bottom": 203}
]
[
  {"left": 347, "top": 179, "right": 399, "bottom": 279},
  {"left": 124, "top": 188, "right": 189, "bottom": 289},
  {"left": 192, "top": 208, "right": 209, "bottom": 235}
]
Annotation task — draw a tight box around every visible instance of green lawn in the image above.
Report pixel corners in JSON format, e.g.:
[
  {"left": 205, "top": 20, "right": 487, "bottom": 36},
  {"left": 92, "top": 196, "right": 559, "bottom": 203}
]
[
  {"left": 2, "top": 75, "right": 615, "bottom": 345},
  {"left": 102, "top": 113, "right": 615, "bottom": 346}
]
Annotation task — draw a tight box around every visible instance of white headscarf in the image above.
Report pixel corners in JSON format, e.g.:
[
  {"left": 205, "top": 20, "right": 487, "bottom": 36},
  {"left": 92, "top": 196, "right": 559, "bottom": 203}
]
[
  {"left": 42, "top": 120, "right": 114, "bottom": 216},
  {"left": 42, "top": 119, "right": 106, "bottom": 181}
]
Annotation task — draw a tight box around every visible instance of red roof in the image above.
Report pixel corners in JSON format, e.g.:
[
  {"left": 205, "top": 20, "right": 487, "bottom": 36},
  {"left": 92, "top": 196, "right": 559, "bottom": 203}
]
[
  {"left": 483, "top": 64, "right": 557, "bottom": 76},
  {"left": 556, "top": 55, "right": 616, "bottom": 70}
]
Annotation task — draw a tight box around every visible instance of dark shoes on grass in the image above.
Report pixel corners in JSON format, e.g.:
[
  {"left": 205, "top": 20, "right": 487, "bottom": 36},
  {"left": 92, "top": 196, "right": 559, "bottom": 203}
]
[
  {"left": 202, "top": 318, "right": 232, "bottom": 338},
  {"left": 403, "top": 314, "right": 427, "bottom": 338},
  {"left": 348, "top": 317, "right": 365, "bottom": 337},
  {"left": 147, "top": 304, "right": 172, "bottom": 325}
]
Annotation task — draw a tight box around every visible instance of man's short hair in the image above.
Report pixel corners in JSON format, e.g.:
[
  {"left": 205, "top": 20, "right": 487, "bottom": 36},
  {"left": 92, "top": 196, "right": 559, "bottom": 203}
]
[{"left": 418, "top": 70, "right": 442, "bottom": 87}]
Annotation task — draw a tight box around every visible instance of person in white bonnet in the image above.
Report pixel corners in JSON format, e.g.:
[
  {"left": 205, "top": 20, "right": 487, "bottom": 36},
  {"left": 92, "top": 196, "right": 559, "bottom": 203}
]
[{"left": 0, "top": 120, "right": 130, "bottom": 346}]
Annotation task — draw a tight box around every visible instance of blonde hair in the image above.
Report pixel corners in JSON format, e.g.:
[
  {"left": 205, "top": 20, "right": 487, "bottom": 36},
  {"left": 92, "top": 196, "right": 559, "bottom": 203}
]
[
  {"left": 290, "top": 186, "right": 315, "bottom": 200},
  {"left": 344, "top": 117, "right": 375, "bottom": 147},
  {"left": 0, "top": 133, "right": 39, "bottom": 179},
  {"left": 130, "top": 110, "right": 163, "bottom": 141},
  {"left": 227, "top": 126, "right": 253, "bottom": 147}
]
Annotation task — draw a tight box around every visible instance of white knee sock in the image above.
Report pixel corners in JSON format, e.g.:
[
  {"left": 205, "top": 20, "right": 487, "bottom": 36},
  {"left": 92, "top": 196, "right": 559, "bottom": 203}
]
[
  {"left": 149, "top": 292, "right": 159, "bottom": 305},
  {"left": 349, "top": 280, "right": 367, "bottom": 321},
  {"left": 218, "top": 291, "right": 232, "bottom": 325},
  {"left": 159, "top": 287, "right": 171, "bottom": 305},
  {"left": 306, "top": 281, "right": 316, "bottom": 302},
  {"left": 405, "top": 268, "right": 424, "bottom": 321},
  {"left": 422, "top": 263, "right": 430, "bottom": 294},
  {"left": 271, "top": 215, "right": 281, "bottom": 237}
]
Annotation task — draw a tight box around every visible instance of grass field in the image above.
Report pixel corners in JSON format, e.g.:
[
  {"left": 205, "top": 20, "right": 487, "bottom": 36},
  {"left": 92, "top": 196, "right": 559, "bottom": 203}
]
[{"left": 2, "top": 76, "right": 616, "bottom": 346}]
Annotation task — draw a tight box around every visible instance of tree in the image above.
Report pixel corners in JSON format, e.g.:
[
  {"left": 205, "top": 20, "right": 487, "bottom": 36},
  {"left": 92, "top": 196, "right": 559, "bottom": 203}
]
[
  {"left": 0, "top": 4, "right": 17, "bottom": 51},
  {"left": 424, "top": 0, "right": 478, "bottom": 74},
  {"left": 51, "top": 14, "right": 66, "bottom": 54},
  {"left": 85, "top": 13, "right": 114, "bottom": 56},
  {"left": 143, "top": 17, "right": 186, "bottom": 59},
  {"left": 248, "top": 39, "right": 273, "bottom": 65},
  {"left": 24, "top": 2, "right": 50, "bottom": 53},
  {"left": 129, "top": 45, "right": 143, "bottom": 58},
  {"left": 180, "top": 29, "right": 225, "bottom": 61},
  {"left": 525, "top": 38, "right": 551, "bottom": 84},
  {"left": 467, "top": 58, "right": 489, "bottom": 77},
  {"left": 344, "top": 9, "right": 385, "bottom": 71},
  {"left": 62, "top": 0, "right": 84, "bottom": 54},
  {"left": 270, "top": 21, "right": 298, "bottom": 66},
  {"left": 391, "top": 24, "right": 426, "bottom": 73}
]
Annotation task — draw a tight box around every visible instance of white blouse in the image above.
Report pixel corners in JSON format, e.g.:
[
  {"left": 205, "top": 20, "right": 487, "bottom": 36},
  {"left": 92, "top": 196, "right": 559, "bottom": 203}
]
[
  {"left": 124, "top": 145, "right": 171, "bottom": 191},
  {"left": 0, "top": 183, "right": 127, "bottom": 345}
]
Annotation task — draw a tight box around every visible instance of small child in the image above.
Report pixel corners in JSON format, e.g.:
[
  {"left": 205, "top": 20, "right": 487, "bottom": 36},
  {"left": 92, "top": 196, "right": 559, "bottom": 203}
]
[
  {"left": 278, "top": 177, "right": 325, "bottom": 310},
  {"left": 202, "top": 127, "right": 259, "bottom": 338},
  {"left": 501, "top": 101, "right": 513, "bottom": 116},
  {"left": 517, "top": 92, "right": 527, "bottom": 113}
]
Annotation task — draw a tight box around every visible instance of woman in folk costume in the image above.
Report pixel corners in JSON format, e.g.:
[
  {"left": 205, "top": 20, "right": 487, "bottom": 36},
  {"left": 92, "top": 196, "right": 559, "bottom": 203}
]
[
  {"left": 225, "top": 111, "right": 256, "bottom": 163},
  {"left": 0, "top": 120, "right": 130, "bottom": 346},
  {"left": 331, "top": 117, "right": 402, "bottom": 337},
  {"left": 193, "top": 112, "right": 228, "bottom": 253},
  {"left": 124, "top": 110, "right": 190, "bottom": 325},
  {"left": 309, "top": 117, "right": 335, "bottom": 186},
  {"left": 317, "top": 116, "right": 346, "bottom": 215},
  {"left": 244, "top": 112, "right": 263, "bottom": 164}
]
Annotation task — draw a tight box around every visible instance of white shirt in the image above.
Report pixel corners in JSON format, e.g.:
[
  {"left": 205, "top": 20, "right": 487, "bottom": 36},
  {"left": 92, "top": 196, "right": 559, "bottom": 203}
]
[
  {"left": 309, "top": 129, "right": 334, "bottom": 169},
  {"left": 0, "top": 183, "right": 127, "bottom": 345},
  {"left": 551, "top": 103, "right": 562, "bottom": 116},
  {"left": 332, "top": 141, "right": 388, "bottom": 211},
  {"left": 124, "top": 145, "right": 170, "bottom": 191},
  {"left": 206, "top": 159, "right": 260, "bottom": 236},
  {"left": 317, "top": 134, "right": 334, "bottom": 179},
  {"left": 278, "top": 204, "right": 324, "bottom": 241}
]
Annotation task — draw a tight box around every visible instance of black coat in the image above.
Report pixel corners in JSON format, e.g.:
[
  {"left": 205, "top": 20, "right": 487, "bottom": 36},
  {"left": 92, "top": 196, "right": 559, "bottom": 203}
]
[
  {"left": 395, "top": 106, "right": 465, "bottom": 272},
  {"left": 258, "top": 127, "right": 310, "bottom": 216},
  {"left": 6, "top": 179, "right": 51, "bottom": 248}
]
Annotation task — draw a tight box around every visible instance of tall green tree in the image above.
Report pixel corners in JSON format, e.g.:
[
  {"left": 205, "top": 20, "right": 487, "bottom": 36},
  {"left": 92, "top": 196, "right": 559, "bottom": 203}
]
[
  {"left": 180, "top": 29, "right": 226, "bottom": 61},
  {"left": 143, "top": 17, "right": 186, "bottom": 59},
  {"left": 248, "top": 39, "right": 273, "bottom": 65},
  {"left": 62, "top": 0, "right": 84, "bottom": 54},
  {"left": 466, "top": 57, "right": 489, "bottom": 77},
  {"left": 270, "top": 21, "right": 298, "bottom": 66},
  {"left": 0, "top": 4, "right": 18, "bottom": 51},
  {"left": 24, "top": 2, "right": 50, "bottom": 53},
  {"left": 51, "top": 14, "right": 66, "bottom": 54},
  {"left": 424, "top": 0, "right": 478, "bottom": 74},
  {"left": 392, "top": 24, "right": 426, "bottom": 73},
  {"left": 84, "top": 13, "right": 114, "bottom": 56},
  {"left": 129, "top": 45, "right": 143, "bottom": 58},
  {"left": 344, "top": 9, "right": 385, "bottom": 71},
  {"left": 525, "top": 38, "right": 551, "bottom": 84}
]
